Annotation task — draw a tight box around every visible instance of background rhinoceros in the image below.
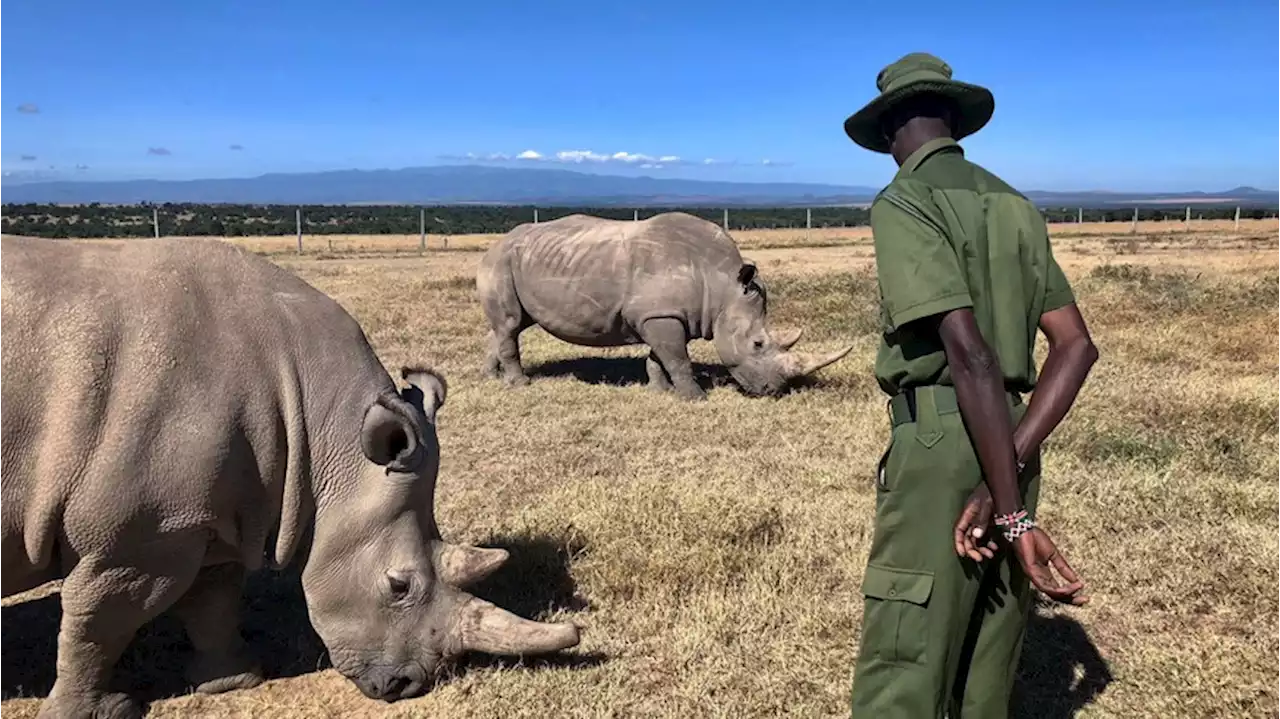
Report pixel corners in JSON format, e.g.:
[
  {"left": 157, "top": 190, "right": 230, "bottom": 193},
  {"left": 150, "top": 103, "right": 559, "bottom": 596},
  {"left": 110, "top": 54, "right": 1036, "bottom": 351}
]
[
  {"left": 476, "top": 212, "right": 853, "bottom": 400},
  {"left": 0, "top": 236, "right": 579, "bottom": 718}
]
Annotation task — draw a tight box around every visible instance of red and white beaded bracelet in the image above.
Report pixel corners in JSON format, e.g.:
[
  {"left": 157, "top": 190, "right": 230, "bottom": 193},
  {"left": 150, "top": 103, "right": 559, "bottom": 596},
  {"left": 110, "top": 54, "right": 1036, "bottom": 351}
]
[{"left": 993, "top": 509, "right": 1036, "bottom": 543}]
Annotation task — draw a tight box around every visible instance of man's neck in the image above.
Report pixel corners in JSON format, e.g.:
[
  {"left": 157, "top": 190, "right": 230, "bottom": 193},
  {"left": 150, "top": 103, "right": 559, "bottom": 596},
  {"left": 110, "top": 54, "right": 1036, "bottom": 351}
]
[{"left": 890, "top": 118, "right": 952, "bottom": 166}]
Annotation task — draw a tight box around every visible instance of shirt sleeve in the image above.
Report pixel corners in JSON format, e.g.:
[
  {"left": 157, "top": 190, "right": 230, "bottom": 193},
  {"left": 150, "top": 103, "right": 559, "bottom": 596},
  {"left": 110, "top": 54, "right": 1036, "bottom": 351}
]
[
  {"left": 1042, "top": 244, "right": 1076, "bottom": 312},
  {"left": 871, "top": 187, "right": 973, "bottom": 330}
]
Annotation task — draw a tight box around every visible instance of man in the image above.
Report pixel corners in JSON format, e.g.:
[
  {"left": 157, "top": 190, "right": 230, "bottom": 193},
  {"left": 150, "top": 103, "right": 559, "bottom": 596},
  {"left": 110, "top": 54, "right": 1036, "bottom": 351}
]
[{"left": 843, "top": 53, "right": 1100, "bottom": 718}]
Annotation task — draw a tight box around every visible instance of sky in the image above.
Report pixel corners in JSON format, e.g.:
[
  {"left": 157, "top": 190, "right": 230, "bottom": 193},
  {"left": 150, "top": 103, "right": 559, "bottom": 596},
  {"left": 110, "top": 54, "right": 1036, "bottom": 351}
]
[{"left": 2, "top": 0, "right": 1277, "bottom": 192}]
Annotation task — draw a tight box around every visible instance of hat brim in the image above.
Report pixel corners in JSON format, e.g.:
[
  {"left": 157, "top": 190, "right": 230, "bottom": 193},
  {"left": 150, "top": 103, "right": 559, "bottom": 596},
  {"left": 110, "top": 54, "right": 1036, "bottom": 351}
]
[{"left": 843, "top": 80, "right": 995, "bottom": 154}]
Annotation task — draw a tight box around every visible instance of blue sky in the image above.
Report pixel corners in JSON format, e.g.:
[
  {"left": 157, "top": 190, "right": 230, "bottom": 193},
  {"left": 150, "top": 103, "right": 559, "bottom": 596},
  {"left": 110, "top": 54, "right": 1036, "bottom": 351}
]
[{"left": 2, "top": 0, "right": 1276, "bottom": 191}]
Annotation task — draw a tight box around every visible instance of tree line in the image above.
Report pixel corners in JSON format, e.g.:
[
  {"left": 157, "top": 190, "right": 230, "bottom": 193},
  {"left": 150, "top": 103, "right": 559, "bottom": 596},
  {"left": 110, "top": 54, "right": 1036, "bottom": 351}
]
[{"left": 1, "top": 202, "right": 1273, "bottom": 239}]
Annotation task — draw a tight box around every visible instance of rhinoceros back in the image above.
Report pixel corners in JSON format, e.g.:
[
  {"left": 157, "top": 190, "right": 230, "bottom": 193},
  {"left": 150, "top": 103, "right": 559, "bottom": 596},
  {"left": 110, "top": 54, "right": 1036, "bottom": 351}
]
[
  {"left": 482, "top": 212, "right": 744, "bottom": 345},
  {"left": 0, "top": 236, "right": 381, "bottom": 596}
]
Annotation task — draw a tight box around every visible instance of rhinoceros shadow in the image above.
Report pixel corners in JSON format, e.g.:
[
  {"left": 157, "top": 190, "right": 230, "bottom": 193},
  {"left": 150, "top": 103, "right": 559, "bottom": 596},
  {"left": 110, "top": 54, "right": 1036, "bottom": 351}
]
[
  {"left": 0, "top": 531, "right": 598, "bottom": 705},
  {"left": 525, "top": 355, "right": 734, "bottom": 391},
  {"left": 525, "top": 355, "right": 839, "bottom": 398}
]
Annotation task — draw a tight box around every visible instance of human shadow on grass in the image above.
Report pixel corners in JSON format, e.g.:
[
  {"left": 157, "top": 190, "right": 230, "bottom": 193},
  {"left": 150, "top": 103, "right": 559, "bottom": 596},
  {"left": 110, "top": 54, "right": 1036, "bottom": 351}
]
[
  {"left": 1, "top": 531, "right": 597, "bottom": 707},
  {"left": 1010, "top": 607, "right": 1114, "bottom": 718}
]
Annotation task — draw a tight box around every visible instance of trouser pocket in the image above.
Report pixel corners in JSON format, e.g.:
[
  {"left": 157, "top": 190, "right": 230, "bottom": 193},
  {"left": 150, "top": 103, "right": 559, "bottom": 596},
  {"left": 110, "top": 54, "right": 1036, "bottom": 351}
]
[{"left": 859, "top": 564, "right": 935, "bottom": 665}]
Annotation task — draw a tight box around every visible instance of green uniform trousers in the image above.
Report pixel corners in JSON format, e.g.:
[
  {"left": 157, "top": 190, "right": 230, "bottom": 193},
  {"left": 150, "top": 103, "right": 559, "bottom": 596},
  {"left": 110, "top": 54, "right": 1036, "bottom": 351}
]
[{"left": 850, "top": 385, "right": 1040, "bottom": 719}]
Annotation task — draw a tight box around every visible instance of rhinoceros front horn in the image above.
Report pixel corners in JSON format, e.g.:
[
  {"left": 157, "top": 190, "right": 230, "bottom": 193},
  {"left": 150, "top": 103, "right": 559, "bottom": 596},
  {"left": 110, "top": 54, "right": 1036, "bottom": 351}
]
[
  {"left": 450, "top": 595, "right": 581, "bottom": 656},
  {"left": 783, "top": 344, "right": 855, "bottom": 379}
]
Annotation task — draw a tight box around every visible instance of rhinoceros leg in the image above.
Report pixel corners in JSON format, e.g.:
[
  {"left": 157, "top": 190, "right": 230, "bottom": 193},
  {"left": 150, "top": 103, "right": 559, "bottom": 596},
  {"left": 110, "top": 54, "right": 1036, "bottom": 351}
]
[
  {"left": 485, "top": 325, "right": 530, "bottom": 387},
  {"left": 645, "top": 350, "right": 673, "bottom": 393},
  {"left": 639, "top": 318, "right": 706, "bottom": 401},
  {"left": 479, "top": 281, "right": 531, "bottom": 387},
  {"left": 40, "top": 533, "right": 207, "bottom": 719},
  {"left": 170, "top": 563, "right": 264, "bottom": 694}
]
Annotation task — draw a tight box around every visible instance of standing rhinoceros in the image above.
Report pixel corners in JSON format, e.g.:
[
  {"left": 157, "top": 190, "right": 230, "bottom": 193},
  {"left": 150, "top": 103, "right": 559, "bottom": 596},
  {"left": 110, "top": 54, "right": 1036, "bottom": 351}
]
[
  {"left": 1, "top": 236, "right": 579, "bottom": 718},
  {"left": 476, "top": 212, "right": 853, "bottom": 400}
]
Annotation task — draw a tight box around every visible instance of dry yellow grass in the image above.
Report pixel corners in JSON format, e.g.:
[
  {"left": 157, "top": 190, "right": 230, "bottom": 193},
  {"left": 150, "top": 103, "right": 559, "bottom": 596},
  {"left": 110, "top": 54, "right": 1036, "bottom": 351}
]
[{"left": 2, "top": 221, "right": 1277, "bottom": 718}]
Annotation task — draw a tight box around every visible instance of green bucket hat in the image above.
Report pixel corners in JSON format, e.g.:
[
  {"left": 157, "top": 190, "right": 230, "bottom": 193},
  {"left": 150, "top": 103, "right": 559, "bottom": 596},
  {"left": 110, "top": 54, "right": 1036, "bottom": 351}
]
[{"left": 843, "top": 52, "right": 995, "bottom": 154}]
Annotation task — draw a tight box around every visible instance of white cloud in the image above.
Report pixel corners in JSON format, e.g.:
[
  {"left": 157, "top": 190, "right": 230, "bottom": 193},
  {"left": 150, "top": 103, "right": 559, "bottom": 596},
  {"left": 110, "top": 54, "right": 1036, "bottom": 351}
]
[
  {"left": 556, "top": 150, "right": 611, "bottom": 163},
  {"left": 439, "top": 149, "right": 788, "bottom": 169}
]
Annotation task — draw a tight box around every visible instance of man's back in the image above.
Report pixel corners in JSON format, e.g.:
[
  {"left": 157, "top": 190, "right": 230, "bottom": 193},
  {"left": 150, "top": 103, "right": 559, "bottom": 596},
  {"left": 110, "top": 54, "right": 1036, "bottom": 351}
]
[{"left": 870, "top": 137, "right": 1076, "bottom": 396}]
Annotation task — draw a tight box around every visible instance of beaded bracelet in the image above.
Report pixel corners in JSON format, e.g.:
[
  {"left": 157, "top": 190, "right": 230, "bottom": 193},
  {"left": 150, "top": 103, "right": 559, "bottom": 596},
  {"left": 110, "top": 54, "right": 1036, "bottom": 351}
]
[{"left": 993, "top": 509, "right": 1036, "bottom": 543}]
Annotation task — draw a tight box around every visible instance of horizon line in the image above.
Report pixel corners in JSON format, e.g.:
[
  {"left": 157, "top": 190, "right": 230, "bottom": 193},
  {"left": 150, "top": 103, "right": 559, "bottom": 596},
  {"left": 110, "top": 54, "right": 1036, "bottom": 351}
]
[{"left": 0, "top": 163, "right": 1275, "bottom": 197}]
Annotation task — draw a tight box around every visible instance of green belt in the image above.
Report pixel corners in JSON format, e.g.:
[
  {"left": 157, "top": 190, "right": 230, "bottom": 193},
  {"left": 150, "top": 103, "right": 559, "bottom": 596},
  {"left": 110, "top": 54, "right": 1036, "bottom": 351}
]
[{"left": 888, "top": 385, "right": 1023, "bottom": 428}]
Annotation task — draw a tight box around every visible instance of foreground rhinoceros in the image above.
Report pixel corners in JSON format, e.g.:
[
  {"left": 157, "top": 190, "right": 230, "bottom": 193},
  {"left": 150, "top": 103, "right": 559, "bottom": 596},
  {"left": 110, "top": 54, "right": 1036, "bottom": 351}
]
[
  {"left": 1, "top": 236, "right": 580, "bottom": 717},
  {"left": 476, "top": 212, "right": 853, "bottom": 400}
]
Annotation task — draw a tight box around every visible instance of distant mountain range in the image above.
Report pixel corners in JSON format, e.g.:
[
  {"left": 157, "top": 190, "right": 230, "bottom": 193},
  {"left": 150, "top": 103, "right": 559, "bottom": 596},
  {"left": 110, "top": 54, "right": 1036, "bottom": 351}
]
[{"left": 1, "top": 165, "right": 1276, "bottom": 208}]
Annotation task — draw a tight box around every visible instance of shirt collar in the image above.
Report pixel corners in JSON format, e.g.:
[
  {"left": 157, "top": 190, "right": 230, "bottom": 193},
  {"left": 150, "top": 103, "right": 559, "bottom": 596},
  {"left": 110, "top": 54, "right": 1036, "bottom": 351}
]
[{"left": 895, "top": 137, "right": 963, "bottom": 179}]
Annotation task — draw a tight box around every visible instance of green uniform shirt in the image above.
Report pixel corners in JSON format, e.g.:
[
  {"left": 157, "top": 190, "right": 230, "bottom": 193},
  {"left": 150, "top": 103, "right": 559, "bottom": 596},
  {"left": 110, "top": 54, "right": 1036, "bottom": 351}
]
[{"left": 871, "top": 137, "right": 1075, "bottom": 397}]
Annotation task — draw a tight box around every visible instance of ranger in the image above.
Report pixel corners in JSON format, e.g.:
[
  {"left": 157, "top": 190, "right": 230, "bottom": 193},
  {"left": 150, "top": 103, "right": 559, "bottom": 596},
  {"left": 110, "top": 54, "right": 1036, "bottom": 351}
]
[{"left": 843, "top": 53, "right": 1100, "bottom": 718}]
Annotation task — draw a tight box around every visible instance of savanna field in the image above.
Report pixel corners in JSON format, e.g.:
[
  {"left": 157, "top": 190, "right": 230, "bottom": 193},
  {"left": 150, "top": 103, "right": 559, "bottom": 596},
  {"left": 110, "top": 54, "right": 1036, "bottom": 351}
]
[{"left": 2, "top": 220, "right": 1277, "bottom": 718}]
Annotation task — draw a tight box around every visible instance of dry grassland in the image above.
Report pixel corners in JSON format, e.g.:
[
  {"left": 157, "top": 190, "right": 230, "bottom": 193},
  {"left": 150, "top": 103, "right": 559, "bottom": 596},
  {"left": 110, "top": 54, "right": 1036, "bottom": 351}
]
[{"left": 2, "top": 221, "right": 1278, "bottom": 718}]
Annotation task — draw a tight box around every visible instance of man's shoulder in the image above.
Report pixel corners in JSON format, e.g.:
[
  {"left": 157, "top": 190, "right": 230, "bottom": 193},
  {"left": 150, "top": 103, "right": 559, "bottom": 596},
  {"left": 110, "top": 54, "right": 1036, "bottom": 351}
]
[
  {"left": 873, "top": 176, "right": 935, "bottom": 208},
  {"left": 961, "top": 156, "right": 1031, "bottom": 203}
]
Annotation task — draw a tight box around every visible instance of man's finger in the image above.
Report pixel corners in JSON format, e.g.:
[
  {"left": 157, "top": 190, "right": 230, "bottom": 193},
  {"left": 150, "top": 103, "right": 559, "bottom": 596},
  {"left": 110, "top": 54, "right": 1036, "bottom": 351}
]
[
  {"left": 1041, "top": 580, "right": 1085, "bottom": 602},
  {"left": 1049, "top": 551, "right": 1082, "bottom": 585},
  {"left": 1032, "top": 571, "right": 1086, "bottom": 603}
]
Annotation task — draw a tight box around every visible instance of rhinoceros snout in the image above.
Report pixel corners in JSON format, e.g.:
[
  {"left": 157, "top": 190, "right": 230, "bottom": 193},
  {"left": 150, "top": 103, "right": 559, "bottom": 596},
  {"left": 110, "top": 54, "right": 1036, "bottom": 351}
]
[{"left": 353, "top": 662, "right": 429, "bottom": 702}]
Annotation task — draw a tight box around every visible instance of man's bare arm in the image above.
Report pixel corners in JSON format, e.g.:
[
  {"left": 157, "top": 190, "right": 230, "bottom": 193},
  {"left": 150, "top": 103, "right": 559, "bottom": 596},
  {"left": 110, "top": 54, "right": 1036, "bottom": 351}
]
[
  {"left": 934, "top": 308, "right": 1022, "bottom": 516},
  {"left": 1013, "top": 303, "right": 1099, "bottom": 464}
]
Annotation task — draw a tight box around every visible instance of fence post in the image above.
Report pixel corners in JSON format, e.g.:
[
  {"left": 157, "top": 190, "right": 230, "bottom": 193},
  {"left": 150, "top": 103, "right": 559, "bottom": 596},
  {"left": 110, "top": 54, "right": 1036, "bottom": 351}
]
[
  {"left": 1131, "top": 207, "right": 1138, "bottom": 234},
  {"left": 1234, "top": 206, "right": 1241, "bottom": 231},
  {"left": 1184, "top": 206, "right": 1190, "bottom": 231},
  {"left": 722, "top": 208, "right": 729, "bottom": 231},
  {"left": 419, "top": 208, "right": 426, "bottom": 253},
  {"left": 806, "top": 207, "right": 812, "bottom": 241},
  {"left": 1077, "top": 207, "right": 1083, "bottom": 224},
  {"left": 152, "top": 207, "right": 160, "bottom": 238},
  {"left": 533, "top": 208, "right": 539, "bottom": 224},
  {"left": 296, "top": 208, "right": 303, "bottom": 254},
  {"left": 634, "top": 209, "right": 639, "bottom": 222}
]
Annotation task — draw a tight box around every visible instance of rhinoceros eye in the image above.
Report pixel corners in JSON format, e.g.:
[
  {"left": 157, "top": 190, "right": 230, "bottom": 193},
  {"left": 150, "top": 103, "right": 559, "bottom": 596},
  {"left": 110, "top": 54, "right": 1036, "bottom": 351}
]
[{"left": 387, "top": 573, "right": 412, "bottom": 601}]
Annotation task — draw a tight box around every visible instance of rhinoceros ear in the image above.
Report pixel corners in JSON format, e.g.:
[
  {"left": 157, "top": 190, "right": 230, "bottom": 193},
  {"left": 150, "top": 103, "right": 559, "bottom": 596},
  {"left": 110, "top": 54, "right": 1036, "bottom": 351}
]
[
  {"left": 737, "top": 263, "right": 758, "bottom": 288},
  {"left": 400, "top": 366, "right": 447, "bottom": 424},
  {"left": 361, "top": 398, "right": 422, "bottom": 471}
]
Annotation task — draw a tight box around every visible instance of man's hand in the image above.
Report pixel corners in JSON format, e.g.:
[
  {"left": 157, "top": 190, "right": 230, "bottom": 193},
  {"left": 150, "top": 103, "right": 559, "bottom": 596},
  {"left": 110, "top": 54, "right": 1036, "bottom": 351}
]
[
  {"left": 1012, "top": 527, "right": 1089, "bottom": 605},
  {"left": 953, "top": 484, "right": 997, "bottom": 561}
]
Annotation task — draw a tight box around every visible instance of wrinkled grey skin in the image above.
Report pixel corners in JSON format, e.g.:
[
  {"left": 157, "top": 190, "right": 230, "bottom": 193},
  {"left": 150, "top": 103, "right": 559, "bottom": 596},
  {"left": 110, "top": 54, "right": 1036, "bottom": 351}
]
[
  {"left": 1, "top": 237, "right": 579, "bottom": 718},
  {"left": 477, "top": 212, "right": 853, "bottom": 400}
]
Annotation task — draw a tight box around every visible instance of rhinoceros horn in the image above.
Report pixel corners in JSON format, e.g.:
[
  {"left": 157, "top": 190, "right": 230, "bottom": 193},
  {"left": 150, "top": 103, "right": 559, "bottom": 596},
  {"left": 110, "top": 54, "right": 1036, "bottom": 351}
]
[
  {"left": 774, "top": 327, "right": 803, "bottom": 351},
  {"left": 782, "top": 344, "right": 855, "bottom": 379},
  {"left": 449, "top": 595, "right": 582, "bottom": 656},
  {"left": 435, "top": 544, "right": 510, "bottom": 587},
  {"left": 435, "top": 544, "right": 581, "bottom": 656}
]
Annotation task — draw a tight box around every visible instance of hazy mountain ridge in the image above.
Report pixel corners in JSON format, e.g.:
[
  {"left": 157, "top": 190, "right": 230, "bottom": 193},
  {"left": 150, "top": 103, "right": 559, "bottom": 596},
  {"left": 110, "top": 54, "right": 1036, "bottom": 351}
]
[{"left": 2, "top": 165, "right": 1275, "bottom": 207}]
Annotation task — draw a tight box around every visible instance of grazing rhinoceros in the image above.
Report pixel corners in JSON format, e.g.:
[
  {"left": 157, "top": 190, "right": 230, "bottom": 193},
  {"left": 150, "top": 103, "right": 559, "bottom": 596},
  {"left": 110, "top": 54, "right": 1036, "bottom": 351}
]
[
  {"left": 1, "top": 236, "right": 579, "bottom": 718},
  {"left": 476, "top": 212, "right": 853, "bottom": 400}
]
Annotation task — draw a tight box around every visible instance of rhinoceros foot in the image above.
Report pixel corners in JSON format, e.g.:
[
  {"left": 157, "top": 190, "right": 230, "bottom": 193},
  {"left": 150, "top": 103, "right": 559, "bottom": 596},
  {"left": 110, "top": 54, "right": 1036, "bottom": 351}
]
[
  {"left": 187, "top": 650, "right": 265, "bottom": 694},
  {"left": 674, "top": 383, "right": 708, "bottom": 402},
  {"left": 37, "top": 691, "right": 141, "bottom": 719},
  {"left": 502, "top": 373, "right": 530, "bottom": 388}
]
